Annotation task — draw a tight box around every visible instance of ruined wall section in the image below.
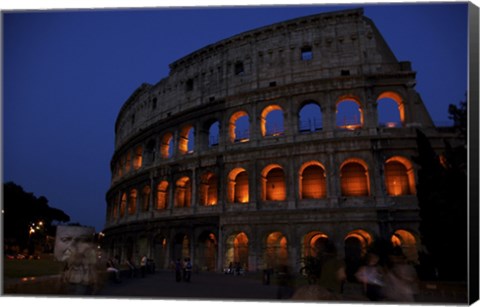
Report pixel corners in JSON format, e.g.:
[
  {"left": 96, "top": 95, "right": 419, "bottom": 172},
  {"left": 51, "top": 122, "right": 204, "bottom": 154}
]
[{"left": 114, "top": 8, "right": 423, "bottom": 151}]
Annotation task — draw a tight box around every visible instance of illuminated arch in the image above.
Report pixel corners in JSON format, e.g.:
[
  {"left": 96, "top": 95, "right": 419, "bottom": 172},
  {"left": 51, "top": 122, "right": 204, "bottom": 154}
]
[
  {"left": 175, "top": 176, "right": 191, "bottom": 208},
  {"left": 265, "top": 232, "right": 288, "bottom": 268},
  {"left": 227, "top": 168, "right": 249, "bottom": 203},
  {"left": 303, "top": 231, "right": 329, "bottom": 257},
  {"left": 336, "top": 95, "right": 364, "bottom": 130},
  {"left": 261, "top": 164, "right": 286, "bottom": 201},
  {"left": 124, "top": 152, "right": 132, "bottom": 173},
  {"left": 225, "top": 232, "right": 249, "bottom": 270},
  {"left": 260, "top": 104, "right": 284, "bottom": 137},
  {"left": 120, "top": 193, "right": 127, "bottom": 217},
  {"left": 197, "top": 231, "right": 217, "bottom": 271},
  {"left": 298, "top": 101, "right": 323, "bottom": 133},
  {"left": 178, "top": 125, "right": 195, "bottom": 155},
  {"left": 391, "top": 229, "right": 418, "bottom": 263},
  {"left": 340, "top": 159, "right": 370, "bottom": 196},
  {"left": 156, "top": 181, "right": 169, "bottom": 210},
  {"left": 229, "top": 110, "right": 250, "bottom": 143},
  {"left": 377, "top": 91, "right": 406, "bottom": 127},
  {"left": 160, "top": 132, "right": 174, "bottom": 159},
  {"left": 133, "top": 145, "right": 143, "bottom": 170},
  {"left": 299, "top": 161, "right": 327, "bottom": 199},
  {"left": 385, "top": 156, "right": 416, "bottom": 196},
  {"left": 128, "top": 189, "right": 137, "bottom": 215},
  {"left": 200, "top": 172, "right": 218, "bottom": 206}
]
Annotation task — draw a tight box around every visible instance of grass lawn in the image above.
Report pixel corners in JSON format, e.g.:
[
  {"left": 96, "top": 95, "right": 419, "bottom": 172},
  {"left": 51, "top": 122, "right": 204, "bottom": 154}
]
[{"left": 3, "top": 254, "right": 64, "bottom": 279}]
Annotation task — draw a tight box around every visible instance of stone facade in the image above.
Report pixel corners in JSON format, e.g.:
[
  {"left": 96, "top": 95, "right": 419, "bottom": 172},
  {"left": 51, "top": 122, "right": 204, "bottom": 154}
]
[{"left": 104, "top": 8, "right": 456, "bottom": 275}]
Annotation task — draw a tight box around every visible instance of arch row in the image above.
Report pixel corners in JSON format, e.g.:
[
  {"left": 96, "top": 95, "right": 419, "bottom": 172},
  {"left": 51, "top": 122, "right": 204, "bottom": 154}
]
[
  {"left": 105, "top": 226, "right": 420, "bottom": 274},
  {"left": 107, "top": 156, "right": 416, "bottom": 222},
  {"left": 112, "top": 90, "right": 408, "bottom": 181}
]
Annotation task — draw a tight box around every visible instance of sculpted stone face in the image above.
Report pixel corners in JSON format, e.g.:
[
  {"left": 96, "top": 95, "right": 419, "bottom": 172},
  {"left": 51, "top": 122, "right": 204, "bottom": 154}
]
[{"left": 54, "top": 225, "right": 94, "bottom": 261}]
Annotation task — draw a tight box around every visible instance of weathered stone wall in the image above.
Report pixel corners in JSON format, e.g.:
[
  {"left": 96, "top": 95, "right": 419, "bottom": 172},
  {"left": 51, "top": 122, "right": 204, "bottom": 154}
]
[{"left": 104, "top": 8, "right": 454, "bottom": 273}]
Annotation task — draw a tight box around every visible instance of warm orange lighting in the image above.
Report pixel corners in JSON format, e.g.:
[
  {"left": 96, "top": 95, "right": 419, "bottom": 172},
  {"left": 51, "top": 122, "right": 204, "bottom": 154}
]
[
  {"left": 385, "top": 122, "right": 397, "bottom": 128},
  {"left": 385, "top": 160, "right": 412, "bottom": 196},
  {"left": 300, "top": 163, "right": 326, "bottom": 199},
  {"left": 133, "top": 146, "right": 143, "bottom": 170},
  {"left": 263, "top": 166, "right": 286, "bottom": 201},
  {"left": 156, "top": 181, "right": 169, "bottom": 210},
  {"left": 175, "top": 177, "right": 191, "bottom": 208},
  {"left": 341, "top": 161, "right": 370, "bottom": 196}
]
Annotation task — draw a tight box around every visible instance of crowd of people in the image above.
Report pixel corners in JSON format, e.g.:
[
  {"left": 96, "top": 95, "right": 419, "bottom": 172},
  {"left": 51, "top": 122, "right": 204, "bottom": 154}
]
[
  {"left": 58, "top": 236, "right": 418, "bottom": 303},
  {"left": 290, "top": 242, "right": 419, "bottom": 302}
]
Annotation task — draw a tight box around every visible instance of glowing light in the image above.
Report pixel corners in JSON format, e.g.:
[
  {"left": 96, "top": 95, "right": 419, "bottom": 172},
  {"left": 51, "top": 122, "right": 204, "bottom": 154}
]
[{"left": 385, "top": 122, "right": 397, "bottom": 128}]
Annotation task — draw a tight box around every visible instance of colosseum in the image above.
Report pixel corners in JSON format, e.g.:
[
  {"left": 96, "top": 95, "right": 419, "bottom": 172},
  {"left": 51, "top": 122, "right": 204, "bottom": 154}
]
[{"left": 104, "top": 8, "right": 454, "bottom": 275}]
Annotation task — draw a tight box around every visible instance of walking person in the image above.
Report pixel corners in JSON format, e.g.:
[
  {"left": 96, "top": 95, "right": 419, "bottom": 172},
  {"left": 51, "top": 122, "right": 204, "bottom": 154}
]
[
  {"left": 183, "top": 257, "right": 192, "bottom": 282},
  {"left": 140, "top": 255, "right": 148, "bottom": 278},
  {"left": 174, "top": 258, "right": 183, "bottom": 282},
  {"left": 355, "top": 252, "right": 385, "bottom": 301}
]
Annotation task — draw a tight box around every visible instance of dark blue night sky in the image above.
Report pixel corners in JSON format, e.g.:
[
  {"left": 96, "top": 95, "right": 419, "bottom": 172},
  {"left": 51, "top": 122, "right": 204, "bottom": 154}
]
[{"left": 3, "top": 3, "right": 468, "bottom": 232}]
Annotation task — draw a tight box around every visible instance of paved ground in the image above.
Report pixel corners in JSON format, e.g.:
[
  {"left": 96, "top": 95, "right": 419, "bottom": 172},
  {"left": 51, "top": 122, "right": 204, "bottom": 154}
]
[
  {"left": 95, "top": 270, "right": 280, "bottom": 301},
  {"left": 4, "top": 269, "right": 469, "bottom": 304},
  {"left": 94, "top": 270, "right": 469, "bottom": 304}
]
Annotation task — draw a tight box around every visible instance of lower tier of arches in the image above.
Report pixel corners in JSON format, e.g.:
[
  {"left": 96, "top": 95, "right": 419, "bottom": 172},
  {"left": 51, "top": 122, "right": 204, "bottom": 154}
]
[{"left": 103, "top": 210, "right": 420, "bottom": 279}]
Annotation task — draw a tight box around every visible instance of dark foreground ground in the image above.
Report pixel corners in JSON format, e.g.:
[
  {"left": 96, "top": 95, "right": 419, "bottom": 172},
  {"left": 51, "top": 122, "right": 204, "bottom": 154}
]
[{"left": 4, "top": 269, "right": 469, "bottom": 304}]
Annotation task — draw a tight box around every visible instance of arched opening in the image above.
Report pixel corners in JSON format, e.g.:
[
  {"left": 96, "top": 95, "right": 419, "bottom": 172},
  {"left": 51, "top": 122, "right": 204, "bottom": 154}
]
[
  {"left": 262, "top": 165, "right": 286, "bottom": 201},
  {"left": 145, "top": 139, "right": 156, "bottom": 166},
  {"left": 200, "top": 172, "right": 218, "bottom": 206},
  {"left": 175, "top": 177, "right": 191, "bottom": 208},
  {"left": 111, "top": 196, "right": 118, "bottom": 221},
  {"left": 303, "top": 231, "right": 329, "bottom": 257},
  {"left": 340, "top": 160, "right": 370, "bottom": 196},
  {"left": 128, "top": 189, "right": 137, "bottom": 215},
  {"left": 265, "top": 232, "right": 288, "bottom": 269},
  {"left": 160, "top": 132, "right": 174, "bottom": 159},
  {"left": 227, "top": 168, "right": 249, "bottom": 203},
  {"left": 120, "top": 193, "right": 127, "bottom": 217},
  {"left": 298, "top": 102, "right": 322, "bottom": 133},
  {"left": 336, "top": 98, "right": 363, "bottom": 130},
  {"left": 179, "top": 125, "right": 195, "bottom": 154},
  {"left": 261, "top": 105, "right": 284, "bottom": 137},
  {"left": 156, "top": 181, "right": 169, "bottom": 210},
  {"left": 391, "top": 229, "right": 418, "bottom": 264},
  {"left": 225, "top": 232, "right": 249, "bottom": 271},
  {"left": 141, "top": 185, "right": 151, "bottom": 212},
  {"left": 125, "top": 238, "right": 135, "bottom": 262},
  {"left": 133, "top": 145, "right": 143, "bottom": 170},
  {"left": 197, "top": 232, "right": 217, "bottom": 271},
  {"left": 125, "top": 152, "right": 132, "bottom": 173},
  {"left": 229, "top": 111, "right": 250, "bottom": 143},
  {"left": 208, "top": 121, "right": 220, "bottom": 147},
  {"left": 344, "top": 230, "right": 372, "bottom": 281},
  {"left": 377, "top": 91, "right": 405, "bottom": 127},
  {"left": 385, "top": 157, "right": 416, "bottom": 196},
  {"left": 173, "top": 233, "right": 190, "bottom": 261},
  {"left": 153, "top": 235, "right": 168, "bottom": 270},
  {"left": 299, "top": 162, "right": 327, "bottom": 199}
]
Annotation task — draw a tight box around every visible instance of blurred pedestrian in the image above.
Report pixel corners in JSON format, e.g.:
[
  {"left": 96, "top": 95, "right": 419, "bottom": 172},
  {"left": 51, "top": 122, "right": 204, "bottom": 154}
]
[
  {"left": 183, "top": 257, "right": 192, "bottom": 282},
  {"left": 382, "top": 247, "right": 417, "bottom": 302},
  {"left": 317, "top": 241, "right": 346, "bottom": 296},
  {"left": 174, "top": 258, "right": 183, "bottom": 282},
  {"left": 140, "top": 255, "right": 148, "bottom": 277},
  {"left": 276, "top": 265, "right": 295, "bottom": 299},
  {"left": 355, "top": 252, "right": 384, "bottom": 301}
]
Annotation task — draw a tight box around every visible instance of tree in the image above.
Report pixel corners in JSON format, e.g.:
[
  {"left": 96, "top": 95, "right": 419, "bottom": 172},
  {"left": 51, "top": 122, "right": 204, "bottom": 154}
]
[
  {"left": 448, "top": 93, "right": 467, "bottom": 138},
  {"left": 3, "top": 182, "right": 70, "bottom": 254},
  {"left": 413, "top": 97, "right": 468, "bottom": 281}
]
